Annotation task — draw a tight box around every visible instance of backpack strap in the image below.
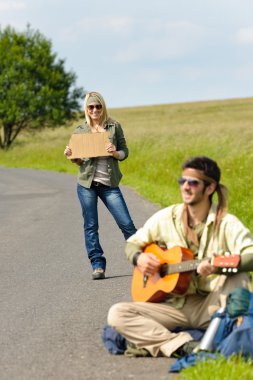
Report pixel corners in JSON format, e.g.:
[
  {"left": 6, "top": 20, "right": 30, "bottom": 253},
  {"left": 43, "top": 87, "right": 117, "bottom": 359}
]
[{"left": 247, "top": 293, "right": 253, "bottom": 317}]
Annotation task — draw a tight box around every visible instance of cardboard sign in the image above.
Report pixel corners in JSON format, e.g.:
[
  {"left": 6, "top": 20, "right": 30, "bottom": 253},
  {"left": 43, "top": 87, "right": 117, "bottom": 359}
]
[{"left": 67, "top": 132, "right": 111, "bottom": 159}]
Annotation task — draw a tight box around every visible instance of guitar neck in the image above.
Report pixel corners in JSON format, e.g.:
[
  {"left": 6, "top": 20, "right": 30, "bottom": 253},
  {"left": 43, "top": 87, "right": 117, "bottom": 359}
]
[{"left": 164, "top": 259, "right": 202, "bottom": 275}]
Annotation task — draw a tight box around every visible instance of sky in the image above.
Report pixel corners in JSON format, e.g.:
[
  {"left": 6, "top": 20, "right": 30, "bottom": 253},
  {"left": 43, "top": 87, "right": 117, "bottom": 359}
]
[{"left": 1, "top": 0, "right": 253, "bottom": 108}]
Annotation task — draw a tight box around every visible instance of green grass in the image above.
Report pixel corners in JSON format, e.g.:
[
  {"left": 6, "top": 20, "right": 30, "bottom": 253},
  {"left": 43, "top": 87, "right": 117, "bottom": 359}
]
[
  {"left": 114, "top": 98, "right": 253, "bottom": 230},
  {"left": 1, "top": 97, "right": 253, "bottom": 378},
  {"left": 179, "top": 355, "right": 253, "bottom": 380},
  {"left": 2, "top": 97, "right": 252, "bottom": 227}
]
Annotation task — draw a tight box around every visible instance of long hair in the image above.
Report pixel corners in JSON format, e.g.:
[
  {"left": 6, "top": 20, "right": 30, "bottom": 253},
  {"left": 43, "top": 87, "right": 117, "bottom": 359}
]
[
  {"left": 84, "top": 92, "right": 109, "bottom": 127},
  {"left": 182, "top": 156, "right": 228, "bottom": 232}
]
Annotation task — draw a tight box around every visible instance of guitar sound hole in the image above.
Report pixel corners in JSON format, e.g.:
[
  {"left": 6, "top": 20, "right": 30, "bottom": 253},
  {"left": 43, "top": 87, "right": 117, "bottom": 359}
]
[{"left": 160, "top": 264, "right": 168, "bottom": 278}]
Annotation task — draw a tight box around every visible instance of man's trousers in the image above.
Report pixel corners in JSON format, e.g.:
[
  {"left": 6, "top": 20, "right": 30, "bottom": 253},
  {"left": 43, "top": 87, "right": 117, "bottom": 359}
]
[{"left": 107, "top": 273, "right": 252, "bottom": 357}]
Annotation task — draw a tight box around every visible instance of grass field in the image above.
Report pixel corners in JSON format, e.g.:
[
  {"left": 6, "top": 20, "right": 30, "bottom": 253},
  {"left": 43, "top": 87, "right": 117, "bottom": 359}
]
[
  {"left": 179, "top": 355, "right": 253, "bottom": 380},
  {"left": 1, "top": 97, "right": 253, "bottom": 228},
  {"left": 1, "top": 97, "right": 253, "bottom": 378}
]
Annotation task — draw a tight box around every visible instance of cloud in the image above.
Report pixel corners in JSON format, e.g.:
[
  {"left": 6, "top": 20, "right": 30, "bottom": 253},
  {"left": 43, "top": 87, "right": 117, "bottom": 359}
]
[
  {"left": 58, "top": 16, "right": 133, "bottom": 43},
  {"left": 0, "top": 0, "right": 26, "bottom": 11},
  {"left": 235, "top": 28, "right": 253, "bottom": 45},
  {"left": 134, "top": 68, "right": 164, "bottom": 84},
  {"left": 58, "top": 17, "right": 209, "bottom": 64},
  {"left": 113, "top": 20, "right": 208, "bottom": 63}
]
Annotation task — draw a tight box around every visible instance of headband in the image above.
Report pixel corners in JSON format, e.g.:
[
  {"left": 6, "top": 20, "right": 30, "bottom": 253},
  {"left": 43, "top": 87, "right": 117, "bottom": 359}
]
[
  {"left": 182, "top": 168, "right": 228, "bottom": 233},
  {"left": 182, "top": 168, "right": 217, "bottom": 184}
]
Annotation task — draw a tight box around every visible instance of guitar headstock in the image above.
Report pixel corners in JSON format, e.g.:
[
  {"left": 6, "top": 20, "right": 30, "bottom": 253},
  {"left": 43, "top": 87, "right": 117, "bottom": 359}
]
[{"left": 212, "top": 253, "right": 240, "bottom": 273}]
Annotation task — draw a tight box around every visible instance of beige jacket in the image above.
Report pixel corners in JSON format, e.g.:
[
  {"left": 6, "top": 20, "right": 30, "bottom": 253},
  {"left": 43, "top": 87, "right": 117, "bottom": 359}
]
[{"left": 126, "top": 203, "right": 253, "bottom": 297}]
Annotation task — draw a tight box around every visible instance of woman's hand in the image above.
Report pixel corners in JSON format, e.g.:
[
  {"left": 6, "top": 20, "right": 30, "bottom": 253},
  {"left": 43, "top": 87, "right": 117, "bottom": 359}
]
[
  {"left": 64, "top": 145, "right": 83, "bottom": 165},
  {"left": 136, "top": 253, "right": 161, "bottom": 277},
  {"left": 64, "top": 145, "right": 72, "bottom": 157},
  {"left": 106, "top": 142, "right": 116, "bottom": 153},
  {"left": 106, "top": 143, "right": 119, "bottom": 159}
]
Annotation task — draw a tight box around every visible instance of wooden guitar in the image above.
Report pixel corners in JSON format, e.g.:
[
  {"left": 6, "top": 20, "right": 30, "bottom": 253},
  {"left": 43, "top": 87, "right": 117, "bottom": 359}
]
[{"left": 131, "top": 243, "right": 240, "bottom": 303}]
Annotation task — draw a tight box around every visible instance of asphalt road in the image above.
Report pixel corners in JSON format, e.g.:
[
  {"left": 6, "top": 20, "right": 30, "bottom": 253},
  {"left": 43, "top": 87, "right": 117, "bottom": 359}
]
[{"left": 0, "top": 167, "right": 177, "bottom": 380}]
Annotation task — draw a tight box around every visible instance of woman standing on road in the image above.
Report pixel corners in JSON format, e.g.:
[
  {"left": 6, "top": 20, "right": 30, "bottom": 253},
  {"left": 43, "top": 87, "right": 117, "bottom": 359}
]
[{"left": 64, "top": 92, "right": 136, "bottom": 280}]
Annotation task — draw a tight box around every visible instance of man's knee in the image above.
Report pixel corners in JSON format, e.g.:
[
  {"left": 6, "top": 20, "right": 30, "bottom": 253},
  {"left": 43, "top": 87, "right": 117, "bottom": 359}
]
[
  {"left": 224, "top": 272, "right": 252, "bottom": 291},
  {"left": 107, "top": 302, "right": 127, "bottom": 327}
]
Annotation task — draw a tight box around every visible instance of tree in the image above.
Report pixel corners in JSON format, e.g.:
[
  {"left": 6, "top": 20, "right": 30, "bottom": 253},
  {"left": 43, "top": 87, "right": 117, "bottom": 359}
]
[{"left": 0, "top": 25, "right": 85, "bottom": 149}]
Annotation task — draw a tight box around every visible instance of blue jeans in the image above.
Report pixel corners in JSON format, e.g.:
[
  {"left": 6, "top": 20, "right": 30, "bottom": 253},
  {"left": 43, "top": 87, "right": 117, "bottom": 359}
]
[{"left": 77, "top": 183, "right": 137, "bottom": 271}]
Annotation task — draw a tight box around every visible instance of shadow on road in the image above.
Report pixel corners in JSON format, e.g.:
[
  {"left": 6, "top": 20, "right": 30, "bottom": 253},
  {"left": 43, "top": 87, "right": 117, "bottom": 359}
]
[{"left": 103, "top": 274, "right": 132, "bottom": 280}]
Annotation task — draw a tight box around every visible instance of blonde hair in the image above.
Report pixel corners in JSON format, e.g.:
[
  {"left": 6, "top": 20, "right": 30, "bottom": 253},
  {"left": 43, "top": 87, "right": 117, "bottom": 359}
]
[{"left": 84, "top": 92, "right": 109, "bottom": 127}]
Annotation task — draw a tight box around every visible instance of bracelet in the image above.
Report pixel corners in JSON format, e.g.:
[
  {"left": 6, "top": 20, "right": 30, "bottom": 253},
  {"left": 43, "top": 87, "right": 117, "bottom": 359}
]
[{"left": 133, "top": 252, "right": 141, "bottom": 266}]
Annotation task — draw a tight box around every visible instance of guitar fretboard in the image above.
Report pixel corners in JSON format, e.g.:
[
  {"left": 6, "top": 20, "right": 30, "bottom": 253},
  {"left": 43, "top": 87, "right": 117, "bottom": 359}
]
[{"left": 162, "top": 259, "right": 202, "bottom": 275}]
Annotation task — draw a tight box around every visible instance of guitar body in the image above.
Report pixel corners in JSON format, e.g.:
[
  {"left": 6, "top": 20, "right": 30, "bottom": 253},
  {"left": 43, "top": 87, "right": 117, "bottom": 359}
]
[{"left": 131, "top": 244, "right": 194, "bottom": 303}]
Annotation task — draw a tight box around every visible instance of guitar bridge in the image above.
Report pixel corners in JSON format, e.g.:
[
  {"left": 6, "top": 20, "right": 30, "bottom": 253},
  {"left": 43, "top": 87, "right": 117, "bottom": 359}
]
[{"left": 143, "top": 274, "right": 148, "bottom": 288}]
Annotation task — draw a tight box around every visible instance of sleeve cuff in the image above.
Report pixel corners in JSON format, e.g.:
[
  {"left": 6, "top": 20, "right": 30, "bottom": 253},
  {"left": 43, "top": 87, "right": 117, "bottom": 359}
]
[
  {"left": 133, "top": 252, "right": 141, "bottom": 266},
  {"left": 117, "top": 150, "right": 126, "bottom": 160}
]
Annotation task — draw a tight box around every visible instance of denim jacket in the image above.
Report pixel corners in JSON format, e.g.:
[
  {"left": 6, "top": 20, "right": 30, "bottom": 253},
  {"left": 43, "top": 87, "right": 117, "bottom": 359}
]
[{"left": 73, "top": 119, "right": 129, "bottom": 188}]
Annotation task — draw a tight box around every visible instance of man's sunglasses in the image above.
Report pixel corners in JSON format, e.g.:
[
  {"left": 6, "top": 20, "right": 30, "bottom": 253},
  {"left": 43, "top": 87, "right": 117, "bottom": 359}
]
[
  {"left": 178, "top": 177, "right": 202, "bottom": 187},
  {"left": 87, "top": 104, "right": 102, "bottom": 111}
]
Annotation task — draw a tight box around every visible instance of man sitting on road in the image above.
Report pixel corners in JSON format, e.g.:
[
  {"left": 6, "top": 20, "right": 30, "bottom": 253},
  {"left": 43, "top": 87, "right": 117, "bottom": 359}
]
[{"left": 107, "top": 156, "right": 253, "bottom": 357}]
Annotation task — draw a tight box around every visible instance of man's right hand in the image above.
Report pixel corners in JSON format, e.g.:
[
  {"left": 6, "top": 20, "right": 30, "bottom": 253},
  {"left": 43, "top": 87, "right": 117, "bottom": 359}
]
[{"left": 137, "top": 253, "right": 161, "bottom": 277}]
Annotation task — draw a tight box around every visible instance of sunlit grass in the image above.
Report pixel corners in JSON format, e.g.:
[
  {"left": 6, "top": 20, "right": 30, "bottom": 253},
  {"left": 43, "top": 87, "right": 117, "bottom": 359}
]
[
  {"left": 1, "top": 97, "right": 253, "bottom": 375},
  {"left": 111, "top": 98, "right": 253, "bottom": 228},
  {"left": 1, "top": 97, "right": 253, "bottom": 229},
  {"left": 179, "top": 355, "right": 253, "bottom": 380}
]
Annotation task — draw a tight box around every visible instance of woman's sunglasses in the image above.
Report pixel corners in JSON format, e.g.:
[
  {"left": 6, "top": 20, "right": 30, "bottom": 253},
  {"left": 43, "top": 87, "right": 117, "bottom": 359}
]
[
  {"left": 87, "top": 104, "right": 102, "bottom": 111},
  {"left": 178, "top": 177, "right": 202, "bottom": 188}
]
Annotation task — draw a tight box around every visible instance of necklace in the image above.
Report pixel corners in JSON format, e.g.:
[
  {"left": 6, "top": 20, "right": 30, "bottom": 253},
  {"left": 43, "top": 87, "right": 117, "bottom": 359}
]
[
  {"left": 189, "top": 218, "right": 207, "bottom": 229},
  {"left": 91, "top": 125, "right": 100, "bottom": 133},
  {"left": 91, "top": 124, "right": 104, "bottom": 133}
]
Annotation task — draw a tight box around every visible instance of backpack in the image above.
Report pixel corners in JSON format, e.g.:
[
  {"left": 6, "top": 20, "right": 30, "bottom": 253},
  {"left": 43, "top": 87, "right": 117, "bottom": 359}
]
[
  {"left": 169, "top": 288, "right": 253, "bottom": 373},
  {"left": 212, "top": 288, "right": 253, "bottom": 359},
  {"left": 101, "top": 325, "right": 127, "bottom": 355}
]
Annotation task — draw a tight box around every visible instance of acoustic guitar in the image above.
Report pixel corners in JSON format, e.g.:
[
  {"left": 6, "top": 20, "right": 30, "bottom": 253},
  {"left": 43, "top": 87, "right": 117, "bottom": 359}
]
[{"left": 131, "top": 243, "right": 240, "bottom": 303}]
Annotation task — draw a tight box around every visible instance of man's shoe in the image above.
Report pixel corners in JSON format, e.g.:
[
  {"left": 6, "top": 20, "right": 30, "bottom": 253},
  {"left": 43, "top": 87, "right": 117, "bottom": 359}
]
[
  {"left": 172, "top": 341, "right": 200, "bottom": 358},
  {"left": 92, "top": 268, "right": 105, "bottom": 280}
]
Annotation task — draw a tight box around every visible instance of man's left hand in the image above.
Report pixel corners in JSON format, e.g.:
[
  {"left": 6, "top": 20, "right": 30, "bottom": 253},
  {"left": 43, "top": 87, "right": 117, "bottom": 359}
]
[{"left": 197, "top": 259, "right": 217, "bottom": 277}]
